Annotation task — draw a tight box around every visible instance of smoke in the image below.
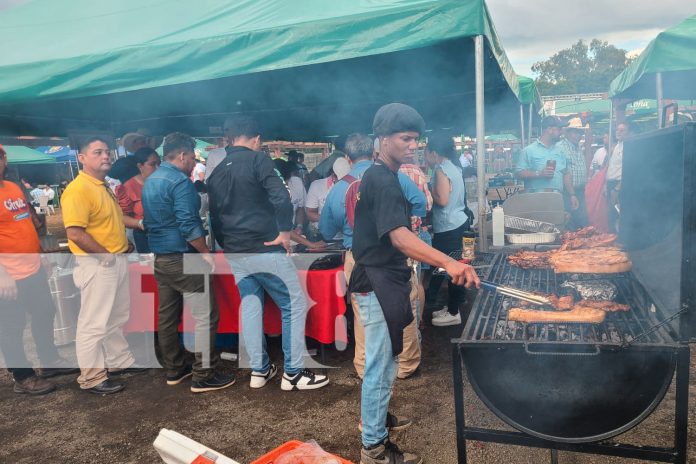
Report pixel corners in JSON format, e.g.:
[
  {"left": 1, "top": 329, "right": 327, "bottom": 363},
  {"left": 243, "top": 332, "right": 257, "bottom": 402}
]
[{"left": 1, "top": 37, "right": 524, "bottom": 141}]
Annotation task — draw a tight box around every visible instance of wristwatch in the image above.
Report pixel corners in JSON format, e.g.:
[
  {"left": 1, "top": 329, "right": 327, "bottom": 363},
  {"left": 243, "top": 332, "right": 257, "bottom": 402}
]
[{"left": 138, "top": 219, "right": 144, "bottom": 230}]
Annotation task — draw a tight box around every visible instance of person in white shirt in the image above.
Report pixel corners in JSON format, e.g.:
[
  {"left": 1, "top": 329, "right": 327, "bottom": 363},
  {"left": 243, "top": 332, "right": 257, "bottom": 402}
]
[
  {"left": 192, "top": 159, "right": 206, "bottom": 182},
  {"left": 459, "top": 150, "right": 473, "bottom": 169},
  {"left": 605, "top": 122, "right": 631, "bottom": 232},
  {"left": 41, "top": 185, "right": 55, "bottom": 201},
  {"left": 589, "top": 134, "right": 610, "bottom": 177},
  {"left": 305, "top": 157, "right": 350, "bottom": 240}
]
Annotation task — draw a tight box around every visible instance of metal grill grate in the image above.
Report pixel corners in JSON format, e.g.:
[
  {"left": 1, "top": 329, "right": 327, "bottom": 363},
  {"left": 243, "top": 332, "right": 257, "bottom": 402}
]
[{"left": 462, "top": 253, "right": 676, "bottom": 346}]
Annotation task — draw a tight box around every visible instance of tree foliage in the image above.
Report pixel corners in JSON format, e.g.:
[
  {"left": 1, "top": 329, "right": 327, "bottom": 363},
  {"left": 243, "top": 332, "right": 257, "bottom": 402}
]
[{"left": 532, "top": 39, "right": 632, "bottom": 95}]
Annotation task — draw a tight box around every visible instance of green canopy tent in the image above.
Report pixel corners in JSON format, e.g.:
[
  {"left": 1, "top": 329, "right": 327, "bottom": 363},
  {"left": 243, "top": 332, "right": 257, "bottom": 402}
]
[
  {"left": 516, "top": 75, "right": 542, "bottom": 145},
  {"left": 609, "top": 13, "right": 696, "bottom": 101},
  {"left": 0, "top": 0, "right": 523, "bottom": 249},
  {"left": 4, "top": 145, "right": 57, "bottom": 165},
  {"left": 609, "top": 13, "right": 696, "bottom": 136},
  {"left": 2, "top": 145, "right": 58, "bottom": 186},
  {"left": 0, "top": 0, "right": 522, "bottom": 136}
]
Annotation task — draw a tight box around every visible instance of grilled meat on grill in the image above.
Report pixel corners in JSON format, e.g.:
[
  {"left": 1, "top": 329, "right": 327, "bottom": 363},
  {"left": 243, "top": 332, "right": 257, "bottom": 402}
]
[
  {"left": 549, "top": 247, "right": 632, "bottom": 274},
  {"left": 517, "top": 293, "right": 628, "bottom": 312},
  {"left": 507, "top": 251, "right": 552, "bottom": 269},
  {"left": 508, "top": 305, "right": 607, "bottom": 324},
  {"left": 575, "top": 299, "right": 629, "bottom": 312},
  {"left": 559, "top": 226, "right": 617, "bottom": 251}
]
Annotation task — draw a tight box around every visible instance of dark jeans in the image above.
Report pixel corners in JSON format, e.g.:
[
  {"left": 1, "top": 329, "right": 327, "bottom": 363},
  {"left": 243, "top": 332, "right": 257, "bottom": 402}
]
[
  {"left": 0, "top": 267, "right": 60, "bottom": 381},
  {"left": 133, "top": 229, "right": 150, "bottom": 254},
  {"left": 153, "top": 254, "right": 219, "bottom": 382},
  {"left": 426, "top": 222, "right": 469, "bottom": 315},
  {"left": 564, "top": 187, "right": 588, "bottom": 230}
]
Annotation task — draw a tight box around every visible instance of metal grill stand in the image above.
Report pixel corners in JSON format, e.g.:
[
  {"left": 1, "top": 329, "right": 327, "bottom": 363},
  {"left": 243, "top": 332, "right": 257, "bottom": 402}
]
[
  {"left": 452, "top": 252, "right": 690, "bottom": 463},
  {"left": 452, "top": 344, "right": 689, "bottom": 463}
]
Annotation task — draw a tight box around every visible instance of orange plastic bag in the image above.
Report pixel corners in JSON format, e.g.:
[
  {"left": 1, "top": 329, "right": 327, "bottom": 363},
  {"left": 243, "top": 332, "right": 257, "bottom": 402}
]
[{"left": 275, "top": 441, "right": 343, "bottom": 464}]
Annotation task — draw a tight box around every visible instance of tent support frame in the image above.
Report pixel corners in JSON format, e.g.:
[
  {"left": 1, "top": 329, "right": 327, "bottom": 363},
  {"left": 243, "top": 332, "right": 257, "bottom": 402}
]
[
  {"left": 519, "top": 104, "right": 525, "bottom": 147},
  {"left": 474, "top": 35, "right": 487, "bottom": 251},
  {"left": 656, "top": 72, "right": 664, "bottom": 129}
]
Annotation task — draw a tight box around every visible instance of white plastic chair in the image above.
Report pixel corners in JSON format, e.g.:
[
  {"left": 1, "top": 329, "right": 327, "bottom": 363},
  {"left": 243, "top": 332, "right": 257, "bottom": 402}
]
[{"left": 37, "top": 194, "right": 55, "bottom": 215}]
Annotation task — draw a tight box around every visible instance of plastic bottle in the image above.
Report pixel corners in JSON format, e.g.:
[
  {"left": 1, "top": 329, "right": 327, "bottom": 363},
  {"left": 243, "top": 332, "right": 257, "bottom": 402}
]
[{"left": 492, "top": 205, "right": 505, "bottom": 247}]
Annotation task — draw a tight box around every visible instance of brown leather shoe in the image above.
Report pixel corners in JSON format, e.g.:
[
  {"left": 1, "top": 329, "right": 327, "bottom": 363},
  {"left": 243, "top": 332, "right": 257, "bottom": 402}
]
[{"left": 13, "top": 376, "right": 56, "bottom": 395}]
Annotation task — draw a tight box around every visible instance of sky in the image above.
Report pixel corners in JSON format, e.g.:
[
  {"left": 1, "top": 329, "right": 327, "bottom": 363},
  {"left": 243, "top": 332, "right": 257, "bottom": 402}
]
[
  {"left": 486, "top": 0, "right": 696, "bottom": 76},
  {"left": 1, "top": 0, "right": 696, "bottom": 78}
]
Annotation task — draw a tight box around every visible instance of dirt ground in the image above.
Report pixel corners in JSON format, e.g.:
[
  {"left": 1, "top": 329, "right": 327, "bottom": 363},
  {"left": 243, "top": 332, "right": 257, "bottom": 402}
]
[
  {"left": 0, "top": 212, "right": 692, "bottom": 463},
  {"left": 1, "top": 308, "right": 695, "bottom": 463}
]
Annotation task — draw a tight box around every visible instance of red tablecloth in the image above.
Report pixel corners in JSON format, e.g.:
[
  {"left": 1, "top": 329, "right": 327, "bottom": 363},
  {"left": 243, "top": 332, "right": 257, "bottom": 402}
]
[{"left": 124, "top": 257, "right": 347, "bottom": 344}]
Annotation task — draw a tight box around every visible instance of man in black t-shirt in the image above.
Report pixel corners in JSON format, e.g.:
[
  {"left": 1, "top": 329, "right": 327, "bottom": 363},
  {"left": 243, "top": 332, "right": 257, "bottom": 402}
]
[{"left": 351, "top": 104, "right": 480, "bottom": 464}]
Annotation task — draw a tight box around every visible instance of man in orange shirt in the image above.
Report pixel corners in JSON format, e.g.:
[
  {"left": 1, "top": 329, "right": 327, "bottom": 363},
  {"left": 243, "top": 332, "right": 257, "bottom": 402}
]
[{"left": 0, "top": 144, "right": 79, "bottom": 395}]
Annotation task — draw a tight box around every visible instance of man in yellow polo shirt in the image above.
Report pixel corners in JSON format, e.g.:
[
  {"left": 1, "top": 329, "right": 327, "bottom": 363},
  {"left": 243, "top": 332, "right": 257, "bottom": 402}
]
[{"left": 61, "top": 136, "right": 147, "bottom": 395}]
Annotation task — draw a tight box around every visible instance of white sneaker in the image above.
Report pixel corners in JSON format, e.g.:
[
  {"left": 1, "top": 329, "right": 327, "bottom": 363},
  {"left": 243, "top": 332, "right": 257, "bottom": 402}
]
[
  {"left": 250, "top": 363, "right": 277, "bottom": 389},
  {"left": 431, "top": 307, "right": 449, "bottom": 319},
  {"left": 431, "top": 311, "right": 461, "bottom": 327},
  {"left": 281, "top": 369, "right": 329, "bottom": 391}
]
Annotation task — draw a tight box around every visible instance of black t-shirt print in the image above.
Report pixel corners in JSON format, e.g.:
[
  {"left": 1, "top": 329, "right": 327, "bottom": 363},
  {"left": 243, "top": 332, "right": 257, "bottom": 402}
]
[{"left": 350, "top": 162, "right": 411, "bottom": 291}]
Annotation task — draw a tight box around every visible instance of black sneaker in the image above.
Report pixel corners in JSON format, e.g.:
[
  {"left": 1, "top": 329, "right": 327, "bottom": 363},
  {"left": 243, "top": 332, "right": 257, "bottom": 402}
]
[
  {"left": 166, "top": 365, "right": 193, "bottom": 386},
  {"left": 359, "top": 412, "right": 413, "bottom": 432},
  {"left": 360, "top": 439, "right": 422, "bottom": 464},
  {"left": 280, "top": 369, "right": 329, "bottom": 391},
  {"left": 190, "top": 372, "right": 236, "bottom": 393},
  {"left": 250, "top": 363, "right": 278, "bottom": 389}
]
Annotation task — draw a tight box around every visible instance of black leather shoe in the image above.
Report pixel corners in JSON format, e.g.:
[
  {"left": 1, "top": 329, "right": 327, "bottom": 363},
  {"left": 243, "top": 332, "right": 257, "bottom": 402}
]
[
  {"left": 108, "top": 366, "right": 149, "bottom": 377},
  {"left": 36, "top": 358, "right": 80, "bottom": 378},
  {"left": 84, "top": 379, "right": 125, "bottom": 395}
]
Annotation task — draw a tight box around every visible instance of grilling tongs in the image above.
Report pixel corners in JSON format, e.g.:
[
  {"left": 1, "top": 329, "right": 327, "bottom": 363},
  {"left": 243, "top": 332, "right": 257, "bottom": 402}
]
[{"left": 480, "top": 280, "right": 551, "bottom": 306}]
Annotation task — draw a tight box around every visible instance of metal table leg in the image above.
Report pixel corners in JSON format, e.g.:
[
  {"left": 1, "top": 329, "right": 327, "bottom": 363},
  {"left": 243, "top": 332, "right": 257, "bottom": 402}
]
[
  {"left": 452, "top": 345, "right": 468, "bottom": 464},
  {"left": 674, "top": 344, "right": 690, "bottom": 464}
]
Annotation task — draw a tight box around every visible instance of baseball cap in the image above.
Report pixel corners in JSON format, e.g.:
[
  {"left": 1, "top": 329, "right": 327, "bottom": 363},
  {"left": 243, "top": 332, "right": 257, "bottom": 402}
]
[{"left": 541, "top": 116, "right": 567, "bottom": 130}]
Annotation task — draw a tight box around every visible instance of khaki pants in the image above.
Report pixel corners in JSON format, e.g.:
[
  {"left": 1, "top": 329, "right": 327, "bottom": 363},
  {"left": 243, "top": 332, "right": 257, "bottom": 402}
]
[
  {"left": 73, "top": 255, "right": 135, "bottom": 389},
  {"left": 345, "top": 251, "right": 421, "bottom": 379}
]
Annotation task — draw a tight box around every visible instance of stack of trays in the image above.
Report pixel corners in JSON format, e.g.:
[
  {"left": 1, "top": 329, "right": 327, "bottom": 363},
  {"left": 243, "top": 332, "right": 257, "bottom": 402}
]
[{"left": 504, "top": 215, "right": 559, "bottom": 244}]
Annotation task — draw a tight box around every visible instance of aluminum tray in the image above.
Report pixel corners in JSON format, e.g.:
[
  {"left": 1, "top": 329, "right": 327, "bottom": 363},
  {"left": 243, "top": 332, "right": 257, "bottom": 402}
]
[
  {"left": 504, "top": 215, "right": 557, "bottom": 233},
  {"left": 506, "top": 231, "right": 558, "bottom": 244}
]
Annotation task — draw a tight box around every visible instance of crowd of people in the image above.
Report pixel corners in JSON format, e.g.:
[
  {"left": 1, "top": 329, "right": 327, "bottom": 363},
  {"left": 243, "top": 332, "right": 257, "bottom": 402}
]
[
  {"left": 515, "top": 115, "right": 633, "bottom": 233},
  {"left": 0, "top": 102, "right": 485, "bottom": 464}
]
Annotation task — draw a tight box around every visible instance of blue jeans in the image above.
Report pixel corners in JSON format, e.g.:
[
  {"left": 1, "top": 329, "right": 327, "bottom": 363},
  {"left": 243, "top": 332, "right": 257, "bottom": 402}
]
[
  {"left": 227, "top": 253, "right": 308, "bottom": 375},
  {"left": 355, "top": 292, "right": 399, "bottom": 448}
]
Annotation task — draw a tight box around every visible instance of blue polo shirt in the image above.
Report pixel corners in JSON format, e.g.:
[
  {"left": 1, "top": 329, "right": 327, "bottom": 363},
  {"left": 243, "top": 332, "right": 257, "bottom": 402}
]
[
  {"left": 319, "top": 159, "right": 426, "bottom": 248},
  {"left": 515, "top": 140, "right": 568, "bottom": 192}
]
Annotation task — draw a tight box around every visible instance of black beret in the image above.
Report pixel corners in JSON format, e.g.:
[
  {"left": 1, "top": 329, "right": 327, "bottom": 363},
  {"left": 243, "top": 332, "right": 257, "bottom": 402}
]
[{"left": 373, "top": 103, "right": 426, "bottom": 136}]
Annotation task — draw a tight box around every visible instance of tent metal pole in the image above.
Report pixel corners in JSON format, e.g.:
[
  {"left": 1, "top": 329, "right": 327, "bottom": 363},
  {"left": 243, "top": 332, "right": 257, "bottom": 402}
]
[
  {"left": 519, "top": 104, "right": 525, "bottom": 147},
  {"left": 656, "top": 72, "right": 664, "bottom": 128},
  {"left": 528, "top": 103, "right": 533, "bottom": 143},
  {"left": 474, "top": 35, "right": 487, "bottom": 251},
  {"left": 608, "top": 100, "right": 614, "bottom": 157}
]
